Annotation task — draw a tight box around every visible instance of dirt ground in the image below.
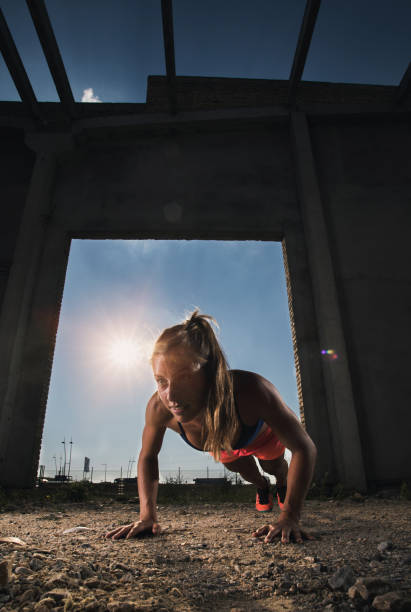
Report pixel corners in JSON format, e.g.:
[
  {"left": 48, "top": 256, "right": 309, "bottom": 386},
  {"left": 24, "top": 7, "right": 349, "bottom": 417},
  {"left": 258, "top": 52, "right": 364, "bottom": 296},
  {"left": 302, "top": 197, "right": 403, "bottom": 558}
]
[{"left": 0, "top": 497, "right": 410, "bottom": 611}]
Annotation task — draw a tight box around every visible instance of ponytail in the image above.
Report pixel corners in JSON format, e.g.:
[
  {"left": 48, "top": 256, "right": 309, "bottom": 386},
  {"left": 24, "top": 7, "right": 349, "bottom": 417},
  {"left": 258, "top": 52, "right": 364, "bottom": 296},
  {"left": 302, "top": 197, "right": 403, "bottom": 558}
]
[{"left": 151, "top": 310, "right": 239, "bottom": 460}]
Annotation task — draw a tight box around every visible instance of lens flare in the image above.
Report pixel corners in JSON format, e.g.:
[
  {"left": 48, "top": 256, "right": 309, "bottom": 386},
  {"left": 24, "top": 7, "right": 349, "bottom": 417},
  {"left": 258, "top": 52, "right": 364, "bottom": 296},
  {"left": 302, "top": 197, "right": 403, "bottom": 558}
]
[{"left": 321, "top": 348, "right": 339, "bottom": 360}]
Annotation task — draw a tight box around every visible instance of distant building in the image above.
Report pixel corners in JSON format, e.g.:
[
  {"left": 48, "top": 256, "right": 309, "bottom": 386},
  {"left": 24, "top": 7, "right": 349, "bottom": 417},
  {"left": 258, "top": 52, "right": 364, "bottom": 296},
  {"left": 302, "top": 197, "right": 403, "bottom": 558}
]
[{"left": 193, "top": 478, "right": 230, "bottom": 486}]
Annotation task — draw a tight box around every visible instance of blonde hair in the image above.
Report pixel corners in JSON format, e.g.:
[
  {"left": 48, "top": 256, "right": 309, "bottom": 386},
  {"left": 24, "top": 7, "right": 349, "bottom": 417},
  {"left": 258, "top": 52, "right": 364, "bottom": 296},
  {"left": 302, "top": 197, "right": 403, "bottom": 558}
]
[{"left": 151, "top": 310, "right": 239, "bottom": 461}]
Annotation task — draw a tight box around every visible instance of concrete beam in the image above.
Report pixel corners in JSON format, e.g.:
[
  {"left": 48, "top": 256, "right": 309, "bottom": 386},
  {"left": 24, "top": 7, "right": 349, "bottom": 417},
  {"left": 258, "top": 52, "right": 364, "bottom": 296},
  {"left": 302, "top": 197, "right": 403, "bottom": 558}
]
[
  {"left": 161, "top": 0, "right": 177, "bottom": 114},
  {"left": 397, "top": 61, "right": 411, "bottom": 104},
  {"left": 0, "top": 132, "right": 74, "bottom": 488},
  {"left": 290, "top": 111, "right": 366, "bottom": 490},
  {"left": 26, "top": 0, "right": 75, "bottom": 117},
  {"left": 0, "top": 9, "right": 40, "bottom": 118},
  {"left": 288, "top": 0, "right": 322, "bottom": 106}
]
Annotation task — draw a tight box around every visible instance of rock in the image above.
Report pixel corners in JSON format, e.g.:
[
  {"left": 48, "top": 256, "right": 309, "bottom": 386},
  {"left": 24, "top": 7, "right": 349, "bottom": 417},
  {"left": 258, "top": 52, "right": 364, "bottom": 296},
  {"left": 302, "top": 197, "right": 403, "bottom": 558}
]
[
  {"left": 353, "top": 577, "right": 392, "bottom": 601},
  {"left": 30, "top": 557, "right": 45, "bottom": 571},
  {"left": 79, "top": 563, "right": 95, "bottom": 579},
  {"left": 378, "top": 541, "right": 393, "bottom": 553},
  {"left": 107, "top": 603, "right": 140, "bottom": 611},
  {"left": 34, "top": 598, "right": 56, "bottom": 610},
  {"left": 0, "top": 558, "right": 12, "bottom": 587},
  {"left": 15, "top": 565, "right": 33, "bottom": 576},
  {"left": 328, "top": 565, "right": 355, "bottom": 590},
  {"left": 348, "top": 585, "right": 363, "bottom": 601},
  {"left": 352, "top": 491, "right": 365, "bottom": 501},
  {"left": 372, "top": 591, "right": 411, "bottom": 611},
  {"left": 61, "top": 526, "right": 93, "bottom": 535},
  {"left": 19, "top": 587, "right": 40, "bottom": 603},
  {"left": 312, "top": 562, "right": 327, "bottom": 573},
  {"left": 77, "top": 596, "right": 101, "bottom": 611},
  {"left": 43, "top": 588, "right": 71, "bottom": 603},
  {"left": 84, "top": 577, "right": 101, "bottom": 588},
  {"left": 304, "top": 555, "right": 318, "bottom": 563},
  {"left": 43, "top": 572, "right": 68, "bottom": 589}
]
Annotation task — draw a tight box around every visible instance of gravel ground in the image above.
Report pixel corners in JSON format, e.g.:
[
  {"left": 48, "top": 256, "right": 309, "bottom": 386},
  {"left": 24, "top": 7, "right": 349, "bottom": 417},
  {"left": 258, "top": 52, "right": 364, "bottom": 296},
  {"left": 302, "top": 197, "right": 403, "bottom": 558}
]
[{"left": 0, "top": 497, "right": 410, "bottom": 611}]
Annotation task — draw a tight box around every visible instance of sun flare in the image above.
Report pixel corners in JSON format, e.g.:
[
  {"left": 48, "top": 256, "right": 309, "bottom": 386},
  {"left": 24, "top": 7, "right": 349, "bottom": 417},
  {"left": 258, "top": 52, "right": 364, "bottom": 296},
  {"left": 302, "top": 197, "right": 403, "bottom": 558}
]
[{"left": 107, "top": 338, "right": 141, "bottom": 369}]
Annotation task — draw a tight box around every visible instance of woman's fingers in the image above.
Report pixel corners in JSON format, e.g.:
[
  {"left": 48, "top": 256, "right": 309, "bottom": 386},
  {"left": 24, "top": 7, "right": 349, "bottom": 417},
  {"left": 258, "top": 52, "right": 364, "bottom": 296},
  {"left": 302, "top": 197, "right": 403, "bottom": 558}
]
[
  {"left": 152, "top": 522, "right": 161, "bottom": 536},
  {"left": 125, "top": 521, "right": 155, "bottom": 539},
  {"left": 105, "top": 525, "right": 128, "bottom": 539},
  {"left": 265, "top": 524, "right": 282, "bottom": 543},
  {"left": 252, "top": 524, "right": 271, "bottom": 537},
  {"left": 253, "top": 522, "right": 315, "bottom": 544},
  {"left": 112, "top": 525, "right": 132, "bottom": 540}
]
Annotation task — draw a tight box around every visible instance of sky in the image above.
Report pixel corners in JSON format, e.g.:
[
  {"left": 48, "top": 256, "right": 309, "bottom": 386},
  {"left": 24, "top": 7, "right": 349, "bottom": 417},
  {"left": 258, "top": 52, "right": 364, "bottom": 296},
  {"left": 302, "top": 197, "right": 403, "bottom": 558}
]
[
  {"left": 39, "top": 240, "right": 297, "bottom": 481},
  {"left": 0, "top": 0, "right": 410, "bottom": 104},
  {"left": 1, "top": 1, "right": 410, "bottom": 481}
]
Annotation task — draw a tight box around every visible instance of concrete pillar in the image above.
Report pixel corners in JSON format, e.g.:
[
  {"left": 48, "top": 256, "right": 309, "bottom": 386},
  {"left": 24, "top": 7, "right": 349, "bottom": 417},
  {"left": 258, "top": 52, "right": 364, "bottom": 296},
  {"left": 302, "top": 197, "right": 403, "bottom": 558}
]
[
  {"left": 290, "top": 112, "right": 366, "bottom": 491},
  {"left": 0, "top": 133, "right": 73, "bottom": 487}
]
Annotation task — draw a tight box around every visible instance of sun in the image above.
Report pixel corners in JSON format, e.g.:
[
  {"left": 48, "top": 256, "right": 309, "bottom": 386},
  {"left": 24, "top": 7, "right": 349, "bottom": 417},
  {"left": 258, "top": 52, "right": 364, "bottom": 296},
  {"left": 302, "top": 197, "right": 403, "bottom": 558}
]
[{"left": 106, "top": 337, "right": 142, "bottom": 370}]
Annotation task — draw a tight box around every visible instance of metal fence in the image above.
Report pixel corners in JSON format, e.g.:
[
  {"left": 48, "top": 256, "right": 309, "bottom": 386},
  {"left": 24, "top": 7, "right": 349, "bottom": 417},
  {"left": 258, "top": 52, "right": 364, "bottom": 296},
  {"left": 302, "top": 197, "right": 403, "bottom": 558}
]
[{"left": 39, "top": 467, "right": 249, "bottom": 484}]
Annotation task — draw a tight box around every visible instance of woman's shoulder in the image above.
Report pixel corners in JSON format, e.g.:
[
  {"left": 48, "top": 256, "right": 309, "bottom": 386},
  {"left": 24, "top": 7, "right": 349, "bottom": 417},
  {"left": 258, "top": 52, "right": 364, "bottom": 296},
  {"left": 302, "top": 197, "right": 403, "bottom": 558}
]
[
  {"left": 230, "top": 369, "right": 267, "bottom": 390},
  {"left": 230, "top": 370, "right": 274, "bottom": 420}
]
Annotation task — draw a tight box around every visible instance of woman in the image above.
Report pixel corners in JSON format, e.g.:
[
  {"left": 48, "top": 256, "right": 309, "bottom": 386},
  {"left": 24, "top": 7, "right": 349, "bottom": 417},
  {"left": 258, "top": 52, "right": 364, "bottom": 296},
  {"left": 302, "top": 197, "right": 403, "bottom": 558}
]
[{"left": 106, "top": 311, "right": 317, "bottom": 544}]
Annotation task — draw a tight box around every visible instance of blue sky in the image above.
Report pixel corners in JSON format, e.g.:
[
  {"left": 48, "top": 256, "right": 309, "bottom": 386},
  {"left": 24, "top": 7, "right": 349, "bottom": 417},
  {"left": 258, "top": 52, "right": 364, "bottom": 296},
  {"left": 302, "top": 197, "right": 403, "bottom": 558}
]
[
  {"left": 40, "top": 240, "right": 297, "bottom": 480},
  {"left": 1, "top": 0, "right": 410, "bottom": 104},
  {"left": 1, "top": 1, "right": 410, "bottom": 480}
]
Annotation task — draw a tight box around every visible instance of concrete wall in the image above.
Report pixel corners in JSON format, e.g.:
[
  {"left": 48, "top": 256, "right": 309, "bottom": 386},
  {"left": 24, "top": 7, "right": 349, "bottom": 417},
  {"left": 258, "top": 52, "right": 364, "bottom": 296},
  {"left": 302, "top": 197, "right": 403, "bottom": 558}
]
[
  {"left": 0, "top": 128, "right": 35, "bottom": 308},
  {"left": 0, "top": 102, "right": 410, "bottom": 488},
  {"left": 311, "top": 116, "right": 411, "bottom": 483}
]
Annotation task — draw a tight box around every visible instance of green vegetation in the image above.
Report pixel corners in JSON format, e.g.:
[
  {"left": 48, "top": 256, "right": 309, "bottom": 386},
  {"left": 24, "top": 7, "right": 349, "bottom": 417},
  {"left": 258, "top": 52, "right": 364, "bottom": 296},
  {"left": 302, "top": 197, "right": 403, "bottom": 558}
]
[
  {"left": 0, "top": 478, "right": 409, "bottom": 512},
  {"left": 400, "top": 480, "right": 411, "bottom": 500}
]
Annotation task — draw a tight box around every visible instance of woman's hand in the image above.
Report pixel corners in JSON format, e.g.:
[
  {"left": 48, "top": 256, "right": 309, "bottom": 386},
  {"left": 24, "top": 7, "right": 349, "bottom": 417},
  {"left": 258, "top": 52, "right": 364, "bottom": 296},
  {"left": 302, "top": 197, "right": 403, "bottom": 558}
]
[
  {"left": 252, "top": 513, "right": 315, "bottom": 544},
  {"left": 105, "top": 519, "right": 161, "bottom": 540}
]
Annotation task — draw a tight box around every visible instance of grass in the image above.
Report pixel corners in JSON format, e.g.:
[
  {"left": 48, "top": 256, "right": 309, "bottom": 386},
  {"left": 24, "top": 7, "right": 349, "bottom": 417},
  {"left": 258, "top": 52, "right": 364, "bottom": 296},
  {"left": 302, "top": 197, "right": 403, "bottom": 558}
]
[{"left": 0, "top": 478, "right": 409, "bottom": 511}]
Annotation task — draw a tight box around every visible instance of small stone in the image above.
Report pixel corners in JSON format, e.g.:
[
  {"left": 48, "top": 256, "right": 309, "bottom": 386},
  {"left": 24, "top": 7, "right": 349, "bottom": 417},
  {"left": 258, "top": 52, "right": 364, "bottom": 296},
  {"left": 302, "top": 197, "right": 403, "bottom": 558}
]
[
  {"left": 30, "top": 557, "right": 44, "bottom": 571},
  {"left": 348, "top": 585, "right": 362, "bottom": 601},
  {"left": 328, "top": 565, "right": 355, "bottom": 590},
  {"left": 377, "top": 541, "right": 393, "bottom": 553},
  {"left": 372, "top": 591, "right": 411, "bottom": 611},
  {"left": 78, "top": 596, "right": 100, "bottom": 611},
  {"left": 84, "top": 577, "right": 101, "bottom": 588},
  {"left": 15, "top": 565, "right": 33, "bottom": 576},
  {"left": 43, "top": 588, "right": 70, "bottom": 603},
  {"left": 19, "top": 587, "right": 39, "bottom": 603},
  {"left": 0, "top": 558, "right": 12, "bottom": 587},
  {"left": 43, "top": 572, "right": 68, "bottom": 589},
  {"left": 279, "top": 580, "right": 292, "bottom": 591},
  {"left": 34, "top": 598, "right": 55, "bottom": 610},
  {"left": 354, "top": 577, "right": 392, "bottom": 601},
  {"left": 107, "top": 603, "right": 140, "bottom": 611}
]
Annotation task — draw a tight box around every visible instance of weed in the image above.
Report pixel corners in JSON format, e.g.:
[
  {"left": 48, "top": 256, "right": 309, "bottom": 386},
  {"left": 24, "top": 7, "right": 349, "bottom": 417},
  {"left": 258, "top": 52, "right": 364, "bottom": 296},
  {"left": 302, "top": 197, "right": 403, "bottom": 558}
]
[{"left": 400, "top": 481, "right": 411, "bottom": 500}]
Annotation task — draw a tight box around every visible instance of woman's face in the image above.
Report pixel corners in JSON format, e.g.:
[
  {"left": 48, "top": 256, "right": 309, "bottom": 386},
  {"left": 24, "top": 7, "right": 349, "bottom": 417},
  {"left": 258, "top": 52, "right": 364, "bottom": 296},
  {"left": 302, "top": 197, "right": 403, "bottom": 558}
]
[{"left": 152, "top": 345, "right": 208, "bottom": 423}]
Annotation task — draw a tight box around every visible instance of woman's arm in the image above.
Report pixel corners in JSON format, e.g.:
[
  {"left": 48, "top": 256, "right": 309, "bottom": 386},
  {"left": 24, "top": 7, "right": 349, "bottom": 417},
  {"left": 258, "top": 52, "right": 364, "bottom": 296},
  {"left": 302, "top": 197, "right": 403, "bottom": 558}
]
[
  {"left": 137, "top": 420, "right": 166, "bottom": 523},
  {"left": 105, "top": 395, "right": 167, "bottom": 540},
  {"left": 240, "top": 372, "right": 317, "bottom": 543}
]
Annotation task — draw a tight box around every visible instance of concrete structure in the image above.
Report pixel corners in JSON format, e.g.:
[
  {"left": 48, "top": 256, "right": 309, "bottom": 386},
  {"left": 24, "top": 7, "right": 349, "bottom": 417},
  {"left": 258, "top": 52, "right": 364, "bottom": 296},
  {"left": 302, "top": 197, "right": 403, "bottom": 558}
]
[{"left": 1, "top": 1, "right": 410, "bottom": 489}]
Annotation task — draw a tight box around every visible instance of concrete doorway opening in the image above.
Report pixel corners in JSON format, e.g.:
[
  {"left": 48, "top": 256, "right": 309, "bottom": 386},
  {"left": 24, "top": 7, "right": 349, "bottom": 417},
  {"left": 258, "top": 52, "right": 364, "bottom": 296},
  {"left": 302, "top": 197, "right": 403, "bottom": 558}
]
[{"left": 39, "top": 239, "right": 301, "bottom": 484}]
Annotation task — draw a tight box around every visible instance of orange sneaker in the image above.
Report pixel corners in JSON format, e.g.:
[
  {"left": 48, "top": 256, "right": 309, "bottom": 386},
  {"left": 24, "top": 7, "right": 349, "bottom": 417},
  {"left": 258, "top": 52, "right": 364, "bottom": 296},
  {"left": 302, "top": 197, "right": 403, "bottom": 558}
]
[
  {"left": 276, "top": 485, "right": 287, "bottom": 511},
  {"left": 256, "top": 482, "right": 273, "bottom": 512}
]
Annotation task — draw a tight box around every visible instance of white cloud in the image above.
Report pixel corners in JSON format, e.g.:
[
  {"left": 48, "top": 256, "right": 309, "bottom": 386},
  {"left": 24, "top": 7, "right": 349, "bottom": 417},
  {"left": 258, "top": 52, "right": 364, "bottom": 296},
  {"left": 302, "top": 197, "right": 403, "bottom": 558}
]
[{"left": 81, "top": 88, "right": 102, "bottom": 103}]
